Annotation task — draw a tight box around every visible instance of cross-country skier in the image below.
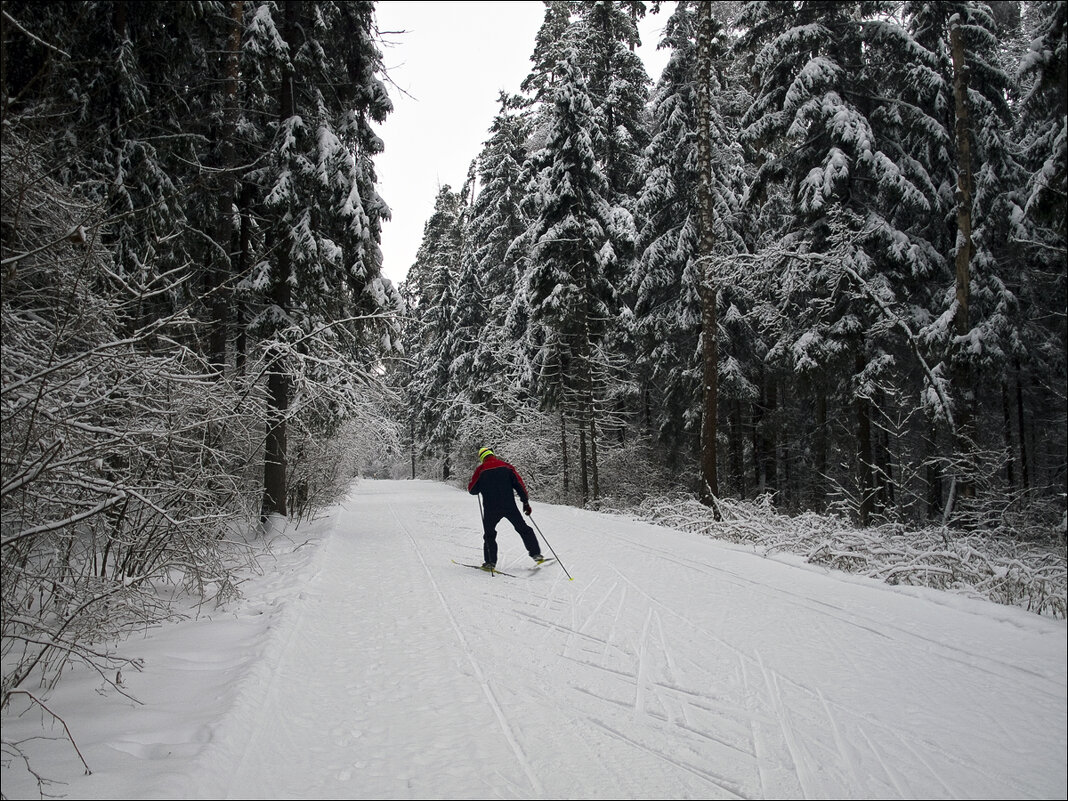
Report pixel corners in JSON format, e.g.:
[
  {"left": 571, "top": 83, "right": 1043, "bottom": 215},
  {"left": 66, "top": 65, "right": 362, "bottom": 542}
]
[{"left": 468, "top": 447, "right": 547, "bottom": 571}]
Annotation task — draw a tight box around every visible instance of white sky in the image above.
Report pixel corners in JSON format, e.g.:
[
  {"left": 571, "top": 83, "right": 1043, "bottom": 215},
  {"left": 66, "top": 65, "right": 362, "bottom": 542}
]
[{"left": 373, "top": 0, "right": 675, "bottom": 285}]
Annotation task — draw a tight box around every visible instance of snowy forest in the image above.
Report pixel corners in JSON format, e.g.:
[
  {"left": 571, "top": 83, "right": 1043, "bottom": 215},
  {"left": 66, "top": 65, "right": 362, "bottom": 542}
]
[
  {"left": 399, "top": 0, "right": 1066, "bottom": 527},
  {"left": 0, "top": 0, "right": 1065, "bottom": 736}
]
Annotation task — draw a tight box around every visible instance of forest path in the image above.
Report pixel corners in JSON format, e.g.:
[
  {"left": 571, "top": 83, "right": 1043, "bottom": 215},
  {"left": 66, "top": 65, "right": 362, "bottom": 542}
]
[{"left": 193, "top": 479, "right": 1065, "bottom": 800}]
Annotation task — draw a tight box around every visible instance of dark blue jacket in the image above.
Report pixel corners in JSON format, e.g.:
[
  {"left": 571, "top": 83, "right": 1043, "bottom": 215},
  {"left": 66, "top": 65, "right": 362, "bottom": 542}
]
[{"left": 468, "top": 455, "right": 530, "bottom": 510}]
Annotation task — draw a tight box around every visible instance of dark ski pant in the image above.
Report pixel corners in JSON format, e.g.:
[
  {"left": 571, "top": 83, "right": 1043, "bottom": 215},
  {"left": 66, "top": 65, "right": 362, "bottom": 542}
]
[{"left": 483, "top": 503, "right": 540, "bottom": 565}]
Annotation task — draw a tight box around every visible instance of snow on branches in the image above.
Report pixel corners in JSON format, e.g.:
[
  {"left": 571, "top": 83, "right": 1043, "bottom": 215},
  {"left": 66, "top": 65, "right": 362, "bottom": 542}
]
[{"left": 622, "top": 493, "right": 1066, "bottom": 619}]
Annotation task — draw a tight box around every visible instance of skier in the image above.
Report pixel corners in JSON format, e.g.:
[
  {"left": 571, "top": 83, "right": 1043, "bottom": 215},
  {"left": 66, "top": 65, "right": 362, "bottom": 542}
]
[{"left": 468, "top": 447, "right": 546, "bottom": 571}]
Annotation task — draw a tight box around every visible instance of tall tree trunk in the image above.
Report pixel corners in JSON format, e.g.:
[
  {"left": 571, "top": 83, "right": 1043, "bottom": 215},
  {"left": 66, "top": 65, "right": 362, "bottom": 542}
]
[
  {"left": 695, "top": 0, "right": 720, "bottom": 515},
  {"left": 876, "top": 416, "right": 895, "bottom": 511},
  {"left": 577, "top": 264, "right": 595, "bottom": 506},
  {"left": 856, "top": 357, "right": 875, "bottom": 526},
  {"left": 760, "top": 377, "right": 778, "bottom": 494},
  {"left": 753, "top": 375, "right": 766, "bottom": 495},
  {"left": 1001, "top": 380, "right": 1016, "bottom": 488},
  {"left": 926, "top": 424, "right": 943, "bottom": 519},
  {"left": 815, "top": 384, "right": 828, "bottom": 507},
  {"left": 589, "top": 404, "right": 599, "bottom": 503},
  {"left": 561, "top": 411, "right": 569, "bottom": 495},
  {"left": 209, "top": 0, "right": 243, "bottom": 372},
  {"left": 1014, "top": 364, "right": 1030, "bottom": 491},
  {"left": 782, "top": 419, "right": 793, "bottom": 509},
  {"left": 643, "top": 383, "right": 652, "bottom": 435},
  {"left": 235, "top": 182, "right": 254, "bottom": 375},
  {"left": 578, "top": 418, "right": 589, "bottom": 507},
  {"left": 262, "top": 351, "right": 290, "bottom": 518},
  {"left": 950, "top": 20, "right": 976, "bottom": 503},
  {"left": 262, "top": 1, "right": 298, "bottom": 519},
  {"left": 730, "top": 399, "right": 745, "bottom": 498}
]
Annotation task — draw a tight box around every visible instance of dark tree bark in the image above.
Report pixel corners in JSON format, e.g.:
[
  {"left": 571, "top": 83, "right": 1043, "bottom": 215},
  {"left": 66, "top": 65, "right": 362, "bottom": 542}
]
[
  {"left": 261, "top": 1, "right": 298, "bottom": 519},
  {"left": 950, "top": 20, "right": 976, "bottom": 502},
  {"left": 578, "top": 420, "right": 589, "bottom": 507},
  {"left": 1014, "top": 363, "right": 1030, "bottom": 491},
  {"left": 1001, "top": 381, "right": 1016, "bottom": 488},
  {"left": 695, "top": 0, "right": 720, "bottom": 515},
  {"left": 729, "top": 399, "right": 745, "bottom": 498},
  {"left": 209, "top": 0, "right": 243, "bottom": 372},
  {"left": 815, "top": 384, "right": 828, "bottom": 507},
  {"left": 234, "top": 182, "right": 254, "bottom": 375},
  {"left": 856, "top": 353, "right": 875, "bottom": 527},
  {"left": 561, "top": 411, "right": 569, "bottom": 496}
]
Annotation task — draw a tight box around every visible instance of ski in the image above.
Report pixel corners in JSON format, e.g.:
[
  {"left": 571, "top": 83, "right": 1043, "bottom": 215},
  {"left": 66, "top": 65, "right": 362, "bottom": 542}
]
[
  {"left": 452, "top": 560, "right": 516, "bottom": 578},
  {"left": 530, "top": 557, "right": 556, "bottom": 569}
]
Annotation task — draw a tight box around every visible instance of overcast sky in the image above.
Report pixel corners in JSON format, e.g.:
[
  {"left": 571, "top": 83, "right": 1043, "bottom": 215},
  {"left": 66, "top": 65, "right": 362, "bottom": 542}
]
[{"left": 372, "top": 1, "right": 675, "bottom": 285}]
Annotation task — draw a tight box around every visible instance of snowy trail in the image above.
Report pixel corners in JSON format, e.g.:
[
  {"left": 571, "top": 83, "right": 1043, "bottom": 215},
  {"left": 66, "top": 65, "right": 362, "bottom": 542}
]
[
  {"left": 189, "top": 482, "right": 545, "bottom": 800},
  {"left": 172, "top": 479, "right": 1064, "bottom": 800},
  {"left": 14, "top": 478, "right": 1060, "bottom": 800}
]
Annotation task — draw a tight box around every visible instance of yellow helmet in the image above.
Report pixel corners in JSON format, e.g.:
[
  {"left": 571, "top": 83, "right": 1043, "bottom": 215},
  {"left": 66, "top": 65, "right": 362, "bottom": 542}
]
[{"left": 478, "top": 447, "right": 494, "bottom": 462}]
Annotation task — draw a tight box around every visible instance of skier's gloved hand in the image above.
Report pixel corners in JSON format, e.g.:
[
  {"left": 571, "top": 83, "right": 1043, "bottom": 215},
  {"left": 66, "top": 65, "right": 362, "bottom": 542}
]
[{"left": 523, "top": 503, "right": 532, "bottom": 516}]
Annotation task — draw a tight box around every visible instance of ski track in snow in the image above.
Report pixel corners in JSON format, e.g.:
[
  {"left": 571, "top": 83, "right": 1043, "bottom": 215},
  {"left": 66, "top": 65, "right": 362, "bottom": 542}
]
[
  {"left": 223, "top": 480, "right": 1061, "bottom": 799},
  {"left": 5, "top": 479, "right": 1062, "bottom": 800},
  {"left": 389, "top": 499, "right": 545, "bottom": 797}
]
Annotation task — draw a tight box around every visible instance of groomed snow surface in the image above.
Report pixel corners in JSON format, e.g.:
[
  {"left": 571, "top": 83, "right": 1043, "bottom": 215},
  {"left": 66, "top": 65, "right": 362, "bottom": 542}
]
[{"left": 3, "top": 479, "right": 1065, "bottom": 800}]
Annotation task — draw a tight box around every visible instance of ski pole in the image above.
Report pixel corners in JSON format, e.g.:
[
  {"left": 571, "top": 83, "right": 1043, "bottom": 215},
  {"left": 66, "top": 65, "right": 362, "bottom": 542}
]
[
  {"left": 528, "top": 514, "right": 573, "bottom": 581},
  {"left": 478, "top": 495, "right": 486, "bottom": 558}
]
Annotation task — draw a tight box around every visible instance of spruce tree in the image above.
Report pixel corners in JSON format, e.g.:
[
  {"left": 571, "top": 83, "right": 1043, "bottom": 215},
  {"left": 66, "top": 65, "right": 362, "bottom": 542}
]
[
  {"left": 457, "top": 95, "right": 535, "bottom": 415},
  {"left": 247, "top": 0, "right": 399, "bottom": 516},
  {"left": 1014, "top": 0, "right": 1068, "bottom": 494},
  {"left": 904, "top": 1, "right": 1030, "bottom": 509},
  {"left": 522, "top": 1, "right": 580, "bottom": 104},
  {"left": 403, "top": 186, "right": 463, "bottom": 479},
  {"left": 736, "top": 1, "right": 945, "bottom": 522},
  {"left": 520, "top": 50, "right": 635, "bottom": 504},
  {"left": 632, "top": 1, "right": 744, "bottom": 470},
  {"left": 574, "top": 0, "right": 651, "bottom": 206}
]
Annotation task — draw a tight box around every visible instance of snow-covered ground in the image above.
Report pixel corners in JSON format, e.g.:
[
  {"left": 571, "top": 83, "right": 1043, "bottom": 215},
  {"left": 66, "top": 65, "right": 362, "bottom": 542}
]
[{"left": 3, "top": 479, "right": 1065, "bottom": 800}]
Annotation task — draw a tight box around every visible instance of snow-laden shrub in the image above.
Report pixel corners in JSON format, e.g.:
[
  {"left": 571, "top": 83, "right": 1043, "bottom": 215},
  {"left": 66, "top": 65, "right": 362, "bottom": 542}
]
[
  {"left": 452, "top": 406, "right": 679, "bottom": 510},
  {"left": 454, "top": 405, "right": 561, "bottom": 495},
  {"left": 1, "top": 133, "right": 262, "bottom": 701},
  {"left": 584, "top": 436, "right": 678, "bottom": 509},
  {"left": 289, "top": 412, "right": 402, "bottom": 520},
  {"left": 623, "top": 493, "right": 1067, "bottom": 618}
]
